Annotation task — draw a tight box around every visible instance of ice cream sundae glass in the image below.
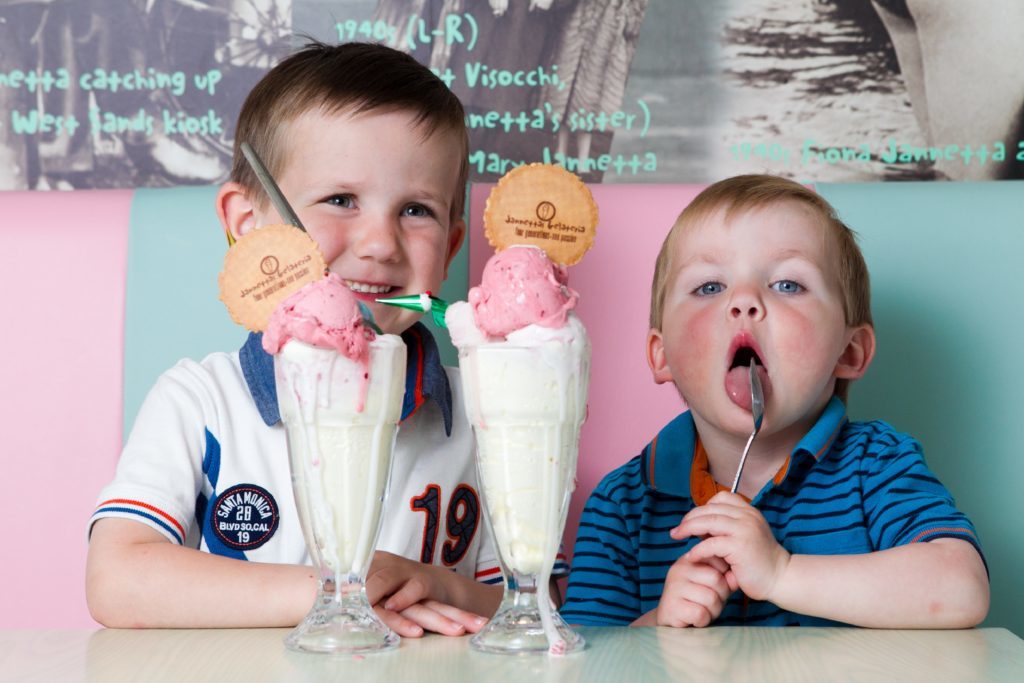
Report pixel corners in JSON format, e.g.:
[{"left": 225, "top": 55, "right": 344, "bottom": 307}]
[
  {"left": 265, "top": 274, "right": 406, "bottom": 653},
  {"left": 447, "top": 246, "right": 590, "bottom": 654}
]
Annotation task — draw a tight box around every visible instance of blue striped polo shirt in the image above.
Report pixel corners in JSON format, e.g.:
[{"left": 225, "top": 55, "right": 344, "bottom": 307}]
[{"left": 561, "top": 397, "right": 984, "bottom": 626}]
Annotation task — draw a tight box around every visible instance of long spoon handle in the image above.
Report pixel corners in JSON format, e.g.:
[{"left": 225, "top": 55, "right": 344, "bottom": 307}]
[
  {"left": 731, "top": 360, "right": 762, "bottom": 494},
  {"left": 731, "top": 430, "right": 757, "bottom": 494},
  {"left": 240, "top": 141, "right": 306, "bottom": 232}
]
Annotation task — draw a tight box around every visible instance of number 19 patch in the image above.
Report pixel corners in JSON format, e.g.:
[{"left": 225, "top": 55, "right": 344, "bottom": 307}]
[{"left": 212, "top": 484, "right": 279, "bottom": 550}]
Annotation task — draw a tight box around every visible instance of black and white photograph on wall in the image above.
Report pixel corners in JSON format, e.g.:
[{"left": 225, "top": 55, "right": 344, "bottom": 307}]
[
  {"left": 0, "top": 0, "right": 291, "bottom": 190},
  {"left": 2, "top": 0, "right": 1022, "bottom": 189},
  {"left": 295, "top": 0, "right": 1024, "bottom": 183}
]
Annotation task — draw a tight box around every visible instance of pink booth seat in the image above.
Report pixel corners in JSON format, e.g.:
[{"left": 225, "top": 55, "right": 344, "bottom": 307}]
[
  {"left": 0, "top": 178, "right": 701, "bottom": 631},
  {"left": 1, "top": 182, "right": 693, "bottom": 629},
  {"left": 0, "top": 190, "right": 133, "bottom": 628}
]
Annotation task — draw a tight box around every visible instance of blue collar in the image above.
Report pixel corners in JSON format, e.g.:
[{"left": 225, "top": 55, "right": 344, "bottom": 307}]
[
  {"left": 645, "top": 396, "right": 848, "bottom": 497},
  {"left": 240, "top": 321, "right": 453, "bottom": 436}
]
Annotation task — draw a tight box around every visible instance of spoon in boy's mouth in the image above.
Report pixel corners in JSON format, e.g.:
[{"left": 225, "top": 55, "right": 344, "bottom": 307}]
[{"left": 730, "top": 359, "right": 765, "bottom": 494}]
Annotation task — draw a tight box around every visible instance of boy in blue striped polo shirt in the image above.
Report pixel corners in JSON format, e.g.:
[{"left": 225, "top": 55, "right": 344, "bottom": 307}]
[{"left": 562, "top": 175, "right": 989, "bottom": 628}]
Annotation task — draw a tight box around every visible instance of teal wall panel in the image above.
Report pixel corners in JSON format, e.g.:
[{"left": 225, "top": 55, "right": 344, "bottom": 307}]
[
  {"left": 123, "top": 186, "right": 241, "bottom": 439},
  {"left": 820, "top": 181, "right": 1023, "bottom": 636}
]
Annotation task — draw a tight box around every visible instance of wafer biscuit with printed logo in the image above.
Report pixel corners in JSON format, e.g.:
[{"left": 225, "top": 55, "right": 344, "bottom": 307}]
[
  {"left": 219, "top": 224, "right": 326, "bottom": 331},
  {"left": 483, "top": 164, "right": 598, "bottom": 266}
]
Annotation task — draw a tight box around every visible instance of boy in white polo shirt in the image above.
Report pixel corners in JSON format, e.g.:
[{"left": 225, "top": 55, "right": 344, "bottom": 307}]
[{"left": 86, "top": 41, "right": 506, "bottom": 636}]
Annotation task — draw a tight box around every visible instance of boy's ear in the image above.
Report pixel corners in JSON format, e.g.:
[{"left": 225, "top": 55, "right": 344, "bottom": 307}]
[
  {"left": 834, "top": 324, "right": 876, "bottom": 381},
  {"left": 216, "top": 182, "right": 258, "bottom": 242},
  {"left": 443, "top": 218, "right": 466, "bottom": 279},
  {"left": 646, "top": 328, "right": 674, "bottom": 385}
]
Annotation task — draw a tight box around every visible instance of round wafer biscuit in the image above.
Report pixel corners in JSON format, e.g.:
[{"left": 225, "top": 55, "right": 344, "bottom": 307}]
[
  {"left": 219, "top": 224, "right": 326, "bottom": 331},
  {"left": 483, "top": 163, "right": 598, "bottom": 266}
]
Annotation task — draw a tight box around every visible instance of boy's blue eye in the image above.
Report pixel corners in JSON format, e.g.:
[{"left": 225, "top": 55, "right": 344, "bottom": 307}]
[
  {"left": 402, "top": 203, "right": 434, "bottom": 218},
  {"left": 771, "top": 279, "right": 803, "bottom": 294},
  {"left": 694, "top": 282, "right": 724, "bottom": 296},
  {"left": 326, "top": 194, "right": 354, "bottom": 208}
]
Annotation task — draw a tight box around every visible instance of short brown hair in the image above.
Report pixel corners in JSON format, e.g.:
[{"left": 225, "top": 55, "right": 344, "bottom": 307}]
[
  {"left": 649, "top": 174, "right": 872, "bottom": 399},
  {"left": 231, "top": 40, "right": 469, "bottom": 222}
]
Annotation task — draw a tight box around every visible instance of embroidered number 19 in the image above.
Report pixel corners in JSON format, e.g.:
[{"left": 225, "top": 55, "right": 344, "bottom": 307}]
[{"left": 410, "top": 483, "right": 480, "bottom": 566}]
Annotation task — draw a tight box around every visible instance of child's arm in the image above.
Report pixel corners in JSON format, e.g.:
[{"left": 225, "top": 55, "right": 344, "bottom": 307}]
[
  {"left": 87, "top": 519, "right": 479, "bottom": 635},
  {"left": 632, "top": 555, "right": 737, "bottom": 627},
  {"left": 87, "top": 518, "right": 317, "bottom": 628},
  {"left": 754, "top": 538, "right": 987, "bottom": 628},
  {"left": 676, "top": 492, "right": 989, "bottom": 628}
]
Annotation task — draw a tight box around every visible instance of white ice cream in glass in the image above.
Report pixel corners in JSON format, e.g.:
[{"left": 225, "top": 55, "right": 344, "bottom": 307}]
[
  {"left": 264, "top": 273, "right": 406, "bottom": 654},
  {"left": 447, "top": 246, "right": 590, "bottom": 655}
]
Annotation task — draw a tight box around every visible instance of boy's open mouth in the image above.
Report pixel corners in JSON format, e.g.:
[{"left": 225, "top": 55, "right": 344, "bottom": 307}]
[
  {"left": 344, "top": 280, "right": 395, "bottom": 295},
  {"left": 725, "top": 338, "right": 770, "bottom": 411},
  {"left": 730, "top": 345, "right": 763, "bottom": 370}
]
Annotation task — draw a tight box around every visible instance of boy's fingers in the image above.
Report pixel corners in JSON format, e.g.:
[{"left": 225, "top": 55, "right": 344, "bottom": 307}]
[
  {"left": 696, "top": 586, "right": 726, "bottom": 621},
  {"left": 382, "top": 578, "right": 429, "bottom": 612},
  {"left": 673, "top": 504, "right": 743, "bottom": 537},
  {"left": 420, "top": 599, "right": 489, "bottom": 633},
  {"left": 365, "top": 571, "right": 402, "bottom": 606},
  {"left": 364, "top": 578, "right": 393, "bottom": 606},
  {"left": 689, "top": 563, "right": 733, "bottom": 603},
  {"left": 707, "top": 491, "right": 747, "bottom": 506},
  {"left": 659, "top": 600, "right": 711, "bottom": 628},
  {"left": 399, "top": 603, "right": 466, "bottom": 636},
  {"left": 675, "top": 513, "right": 738, "bottom": 540},
  {"left": 704, "top": 556, "right": 730, "bottom": 574},
  {"left": 684, "top": 502, "right": 743, "bottom": 520},
  {"left": 724, "top": 569, "right": 740, "bottom": 593},
  {"left": 684, "top": 536, "right": 730, "bottom": 565},
  {"left": 374, "top": 606, "right": 423, "bottom": 638}
]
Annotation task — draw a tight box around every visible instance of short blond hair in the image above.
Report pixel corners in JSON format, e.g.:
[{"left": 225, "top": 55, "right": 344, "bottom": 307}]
[
  {"left": 649, "top": 174, "right": 872, "bottom": 400},
  {"left": 232, "top": 41, "right": 468, "bottom": 223}
]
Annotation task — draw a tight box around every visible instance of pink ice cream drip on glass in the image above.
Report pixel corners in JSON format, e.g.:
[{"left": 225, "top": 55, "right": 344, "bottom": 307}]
[
  {"left": 468, "top": 246, "right": 579, "bottom": 339},
  {"left": 262, "top": 272, "right": 374, "bottom": 365}
]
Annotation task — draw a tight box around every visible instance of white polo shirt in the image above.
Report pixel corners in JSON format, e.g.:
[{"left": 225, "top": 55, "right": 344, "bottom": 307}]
[{"left": 91, "top": 325, "right": 504, "bottom": 584}]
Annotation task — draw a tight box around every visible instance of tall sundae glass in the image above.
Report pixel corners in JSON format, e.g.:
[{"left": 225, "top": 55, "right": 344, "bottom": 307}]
[
  {"left": 447, "top": 247, "right": 590, "bottom": 654},
  {"left": 264, "top": 274, "right": 406, "bottom": 654}
]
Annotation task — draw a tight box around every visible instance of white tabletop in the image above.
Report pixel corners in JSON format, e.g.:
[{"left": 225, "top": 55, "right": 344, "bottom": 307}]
[{"left": 3, "top": 626, "right": 1023, "bottom": 682}]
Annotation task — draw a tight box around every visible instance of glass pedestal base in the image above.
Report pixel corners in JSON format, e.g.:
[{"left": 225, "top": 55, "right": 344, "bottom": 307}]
[
  {"left": 470, "top": 581, "right": 584, "bottom": 655},
  {"left": 284, "top": 584, "right": 398, "bottom": 654}
]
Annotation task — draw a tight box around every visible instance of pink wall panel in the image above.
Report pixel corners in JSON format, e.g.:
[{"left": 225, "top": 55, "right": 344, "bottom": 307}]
[
  {"left": 0, "top": 190, "right": 133, "bottom": 628},
  {"left": 469, "top": 183, "right": 704, "bottom": 559}
]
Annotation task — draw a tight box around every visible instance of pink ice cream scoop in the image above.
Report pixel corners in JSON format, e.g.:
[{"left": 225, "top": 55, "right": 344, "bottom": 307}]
[
  {"left": 469, "top": 246, "right": 579, "bottom": 338},
  {"left": 262, "top": 272, "right": 373, "bottom": 363}
]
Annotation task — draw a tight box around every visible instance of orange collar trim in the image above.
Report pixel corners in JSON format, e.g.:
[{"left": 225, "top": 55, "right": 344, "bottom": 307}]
[{"left": 689, "top": 438, "right": 789, "bottom": 506}]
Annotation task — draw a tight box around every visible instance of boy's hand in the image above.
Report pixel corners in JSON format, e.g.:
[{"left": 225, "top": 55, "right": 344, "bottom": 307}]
[
  {"left": 365, "top": 551, "right": 489, "bottom": 637},
  {"left": 654, "top": 555, "right": 737, "bottom": 628},
  {"left": 672, "top": 491, "right": 790, "bottom": 601},
  {"left": 373, "top": 599, "right": 485, "bottom": 639}
]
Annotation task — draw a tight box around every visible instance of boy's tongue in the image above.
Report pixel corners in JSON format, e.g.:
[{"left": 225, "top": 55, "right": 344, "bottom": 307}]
[{"left": 725, "top": 364, "right": 769, "bottom": 411}]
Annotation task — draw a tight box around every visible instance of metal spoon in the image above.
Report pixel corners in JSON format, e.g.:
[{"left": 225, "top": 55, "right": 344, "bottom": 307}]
[
  {"left": 356, "top": 301, "right": 383, "bottom": 335},
  {"left": 240, "top": 141, "right": 306, "bottom": 233},
  {"left": 730, "top": 359, "right": 765, "bottom": 494}
]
